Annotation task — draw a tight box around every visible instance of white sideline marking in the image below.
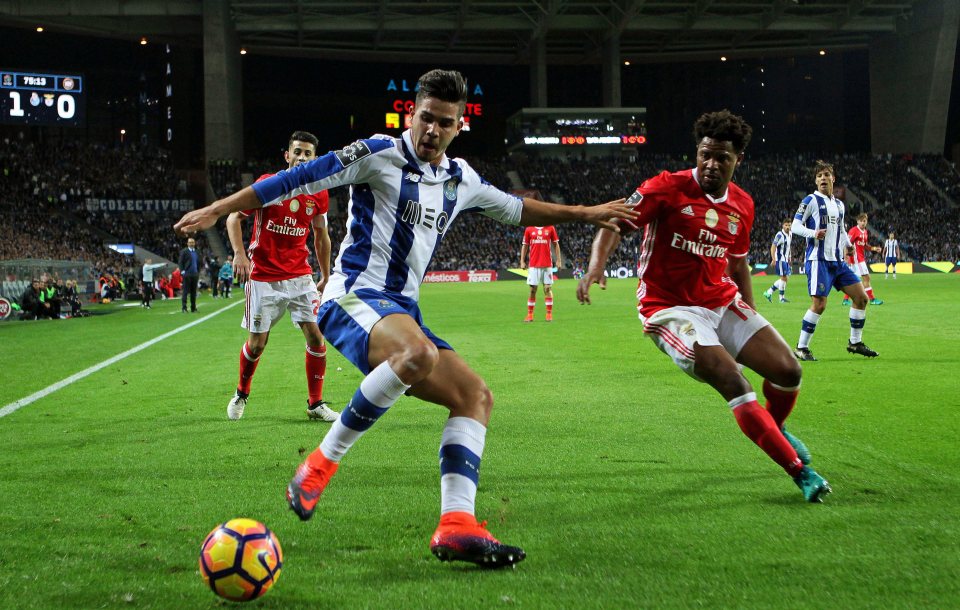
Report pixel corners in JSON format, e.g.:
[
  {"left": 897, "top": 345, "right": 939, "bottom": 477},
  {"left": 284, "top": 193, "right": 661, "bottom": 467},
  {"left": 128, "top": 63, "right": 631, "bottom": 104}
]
[{"left": 0, "top": 301, "right": 243, "bottom": 419}]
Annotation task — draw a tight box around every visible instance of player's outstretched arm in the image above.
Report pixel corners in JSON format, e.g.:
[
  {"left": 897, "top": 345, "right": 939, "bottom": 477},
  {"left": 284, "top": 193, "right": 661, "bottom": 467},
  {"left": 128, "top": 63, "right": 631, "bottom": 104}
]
[
  {"left": 226, "top": 212, "right": 252, "bottom": 283},
  {"left": 727, "top": 255, "right": 755, "bottom": 309},
  {"left": 174, "top": 186, "right": 262, "bottom": 235},
  {"left": 576, "top": 227, "right": 621, "bottom": 305},
  {"left": 519, "top": 198, "right": 636, "bottom": 231}
]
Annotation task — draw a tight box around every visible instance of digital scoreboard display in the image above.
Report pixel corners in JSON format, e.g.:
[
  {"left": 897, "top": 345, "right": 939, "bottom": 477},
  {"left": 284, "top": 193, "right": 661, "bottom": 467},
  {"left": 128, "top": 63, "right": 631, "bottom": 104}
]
[{"left": 1, "top": 69, "right": 85, "bottom": 127}]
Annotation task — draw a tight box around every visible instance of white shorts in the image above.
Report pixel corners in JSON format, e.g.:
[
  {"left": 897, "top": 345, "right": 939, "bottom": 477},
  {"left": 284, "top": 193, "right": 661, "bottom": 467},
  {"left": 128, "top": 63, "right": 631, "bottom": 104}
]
[
  {"left": 640, "top": 296, "right": 769, "bottom": 382},
  {"left": 849, "top": 261, "right": 869, "bottom": 277},
  {"left": 242, "top": 275, "right": 320, "bottom": 333},
  {"left": 526, "top": 267, "right": 555, "bottom": 286}
]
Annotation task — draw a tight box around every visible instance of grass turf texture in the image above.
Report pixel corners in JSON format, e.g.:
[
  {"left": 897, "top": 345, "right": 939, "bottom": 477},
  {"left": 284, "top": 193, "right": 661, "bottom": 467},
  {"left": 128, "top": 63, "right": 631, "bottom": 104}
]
[{"left": 1, "top": 275, "right": 957, "bottom": 608}]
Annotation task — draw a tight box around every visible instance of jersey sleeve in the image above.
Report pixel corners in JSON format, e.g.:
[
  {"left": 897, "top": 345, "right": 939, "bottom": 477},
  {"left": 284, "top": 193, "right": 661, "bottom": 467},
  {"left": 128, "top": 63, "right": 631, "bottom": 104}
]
[
  {"left": 522, "top": 226, "right": 532, "bottom": 245},
  {"left": 616, "top": 172, "right": 670, "bottom": 235},
  {"left": 457, "top": 162, "right": 524, "bottom": 225},
  {"left": 791, "top": 195, "right": 817, "bottom": 238},
  {"left": 550, "top": 226, "right": 559, "bottom": 243},
  {"left": 252, "top": 137, "right": 395, "bottom": 208}
]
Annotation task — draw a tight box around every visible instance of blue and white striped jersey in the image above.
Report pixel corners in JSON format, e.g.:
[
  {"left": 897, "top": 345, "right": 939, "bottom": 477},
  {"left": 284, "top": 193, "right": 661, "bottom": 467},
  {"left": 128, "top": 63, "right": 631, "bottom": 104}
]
[
  {"left": 791, "top": 191, "right": 851, "bottom": 262},
  {"left": 772, "top": 229, "right": 792, "bottom": 263},
  {"left": 884, "top": 239, "right": 899, "bottom": 258},
  {"left": 252, "top": 130, "right": 523, "bottom": 303}
]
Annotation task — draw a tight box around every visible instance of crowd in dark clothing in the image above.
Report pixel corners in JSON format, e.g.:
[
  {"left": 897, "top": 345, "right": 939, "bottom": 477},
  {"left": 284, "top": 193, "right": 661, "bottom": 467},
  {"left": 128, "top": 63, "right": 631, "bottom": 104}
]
[{"left": 4, "top": 132, "right": 960, "bottom": 309}]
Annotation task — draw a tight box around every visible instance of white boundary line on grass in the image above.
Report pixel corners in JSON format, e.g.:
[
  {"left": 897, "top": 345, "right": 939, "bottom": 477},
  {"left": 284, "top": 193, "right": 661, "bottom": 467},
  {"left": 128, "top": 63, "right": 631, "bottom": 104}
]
[{"left": 0, "top": 300, "right": 243, "bottom": 419}]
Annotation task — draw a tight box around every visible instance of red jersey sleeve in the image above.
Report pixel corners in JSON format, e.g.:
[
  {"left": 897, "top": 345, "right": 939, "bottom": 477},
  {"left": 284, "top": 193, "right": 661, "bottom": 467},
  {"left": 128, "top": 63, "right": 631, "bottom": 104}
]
[{"left": 616, "top": 171, "right": 671, "bottom": 235}]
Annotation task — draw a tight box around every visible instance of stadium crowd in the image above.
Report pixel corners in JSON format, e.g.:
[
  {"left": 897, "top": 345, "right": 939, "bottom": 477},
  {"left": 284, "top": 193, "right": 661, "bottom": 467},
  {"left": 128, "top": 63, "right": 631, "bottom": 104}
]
[{"left": 3, "top": 132, "right": 959, "bottom": 309}]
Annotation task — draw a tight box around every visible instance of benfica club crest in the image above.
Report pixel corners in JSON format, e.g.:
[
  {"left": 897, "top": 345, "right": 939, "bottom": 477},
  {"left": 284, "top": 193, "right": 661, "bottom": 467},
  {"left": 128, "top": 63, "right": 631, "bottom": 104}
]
[
  {"left": 727, "top": 214, "right": 741, "bottom": 235},
  {"left": 305, "top": 199, "right": 315, "bottom": 215}
]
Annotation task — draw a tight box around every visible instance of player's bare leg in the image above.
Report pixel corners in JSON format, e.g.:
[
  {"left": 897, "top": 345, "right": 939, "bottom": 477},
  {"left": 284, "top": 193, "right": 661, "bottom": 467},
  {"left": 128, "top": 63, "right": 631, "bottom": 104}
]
[
  {"left": 694, "top": 342, "right": 828, "bottom": 501},
  {"left": 409, "top": 350, "right": 525, "bottom": 567},
  {"left": 229, "top": 331, "right": 270, "bottom": 419},
  {"left": 288, "top": 313, "right": 427, "bottom": 520},
  {"left": 299, "top": 321, "right": 338, "bottom": 421},
  {"left": 737, "top": 327, "right": 812, "bottom": 465},
  {"left": 841, "top": 283, "right": 878, "bottom": 357}
]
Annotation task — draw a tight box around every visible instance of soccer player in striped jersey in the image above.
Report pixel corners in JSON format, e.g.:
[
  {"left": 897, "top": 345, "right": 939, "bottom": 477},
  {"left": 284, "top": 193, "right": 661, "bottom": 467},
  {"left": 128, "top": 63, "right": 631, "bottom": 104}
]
[
  {"left": 175, "top": 69, "right": 637, "bottom": 568},
  {"left": 763, "top": 219, "right": 793, "bottom": 303},
  {"left": 792, "top": 161, "right": 878, "bottom": 361},
  {"left": 884, "top": 232, "right": 900, "bottom": 278},
  {"left": 842, "top": 213, "right": 883, "bottom": 306},
  {"left": 577, "top": 110, "right": 831, "bottom": 503}
]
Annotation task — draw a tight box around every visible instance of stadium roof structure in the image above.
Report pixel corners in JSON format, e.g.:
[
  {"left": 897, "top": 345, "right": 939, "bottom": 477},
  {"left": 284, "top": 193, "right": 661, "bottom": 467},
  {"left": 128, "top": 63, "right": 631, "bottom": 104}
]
[{"left": 0, "top": 0, "right": 922, "bottom": 64}]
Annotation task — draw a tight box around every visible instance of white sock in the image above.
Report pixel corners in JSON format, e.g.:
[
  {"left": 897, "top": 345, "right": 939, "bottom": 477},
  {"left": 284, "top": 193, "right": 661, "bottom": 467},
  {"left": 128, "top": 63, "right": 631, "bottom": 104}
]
[
  {"left": 439, "top": 417, "right": 487, "bottom": 516},
  {"left": 798, "top": 310, "right": 821, "bottom": 349},
  {"left": 849, "top": 308, "right": 866, "bottom": 344},
  {"left": 319, "top": 361, "right": 410, "bottom": 462}
]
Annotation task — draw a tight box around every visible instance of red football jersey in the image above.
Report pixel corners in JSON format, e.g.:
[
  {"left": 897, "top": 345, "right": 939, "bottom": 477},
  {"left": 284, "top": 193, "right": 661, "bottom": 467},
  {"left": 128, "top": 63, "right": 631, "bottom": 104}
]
[
  {"left": 618, "top": 169, "right": 754, "bottom": 318},
  {"left": 523, "top": 225, "right": 559, "bottom": 268},
  {"left": 244, "top": 173, "right": 329, "bottom": 282},
  {"left": 847, "top": 226, "right": 868, "bottom": 264}
]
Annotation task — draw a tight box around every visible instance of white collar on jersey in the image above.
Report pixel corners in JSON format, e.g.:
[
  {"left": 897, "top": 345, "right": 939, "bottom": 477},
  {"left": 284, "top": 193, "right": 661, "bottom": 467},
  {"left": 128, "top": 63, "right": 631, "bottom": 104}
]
[
  {"left": 402, "top": 130, "right": 451, "bottom": 173},
  {"left": 813, "top": 190, "right": 838, "bottom": 203},
  {"left": 691, "top": 167, "right": 729, "bottom": 204}
]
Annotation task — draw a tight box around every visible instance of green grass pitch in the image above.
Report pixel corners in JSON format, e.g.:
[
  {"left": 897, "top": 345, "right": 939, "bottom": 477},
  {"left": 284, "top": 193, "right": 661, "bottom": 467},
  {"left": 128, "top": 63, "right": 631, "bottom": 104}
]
[{"left": 1, "top": 274, "right": 958, "bottom": 608}]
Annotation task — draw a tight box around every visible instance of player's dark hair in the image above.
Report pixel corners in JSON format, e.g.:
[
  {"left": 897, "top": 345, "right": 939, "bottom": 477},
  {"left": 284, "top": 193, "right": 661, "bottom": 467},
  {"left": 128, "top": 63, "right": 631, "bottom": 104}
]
[
  {"left": 782, "top": 218, "right": 792, "bottom": 226},
  {"left": 692, "top": 110, "right": 752, "bottom": 153},
  {"left": 415, "top": 69, "right": 468, "bottom": 115},
  {"left": 288, "top": 131, "right": 318, "bottom": 149},
  {"left": 813, "top": 159, "right": 834, "bottom": 178}
]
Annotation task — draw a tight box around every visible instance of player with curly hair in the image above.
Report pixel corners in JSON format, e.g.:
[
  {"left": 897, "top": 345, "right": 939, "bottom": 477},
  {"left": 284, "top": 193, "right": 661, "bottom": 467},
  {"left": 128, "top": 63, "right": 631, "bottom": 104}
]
[{"left": 577, "top": 110, "right": 832, "bottom": 503}]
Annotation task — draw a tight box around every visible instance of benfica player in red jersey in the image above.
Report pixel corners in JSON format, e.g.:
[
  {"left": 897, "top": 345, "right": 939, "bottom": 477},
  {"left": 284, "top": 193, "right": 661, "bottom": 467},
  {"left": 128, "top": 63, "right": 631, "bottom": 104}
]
[
  {"left": 520, "top": 225, "right": 561, "bottom": 321},
  {"left": 224, "top": 131, "right": 339, "bottom": 423},
  {"left": 843, "top": 213, "right": 883, "bottom": 306},
  {"left": 577, "top": 110, "right": 832, "bottom": 503}
]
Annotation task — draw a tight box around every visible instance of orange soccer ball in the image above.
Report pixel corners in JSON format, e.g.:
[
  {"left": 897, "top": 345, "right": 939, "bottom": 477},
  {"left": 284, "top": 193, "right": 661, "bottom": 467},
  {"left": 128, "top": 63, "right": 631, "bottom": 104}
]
[{"left": 198, "top": 518, "right": 283, "bottom": 602}]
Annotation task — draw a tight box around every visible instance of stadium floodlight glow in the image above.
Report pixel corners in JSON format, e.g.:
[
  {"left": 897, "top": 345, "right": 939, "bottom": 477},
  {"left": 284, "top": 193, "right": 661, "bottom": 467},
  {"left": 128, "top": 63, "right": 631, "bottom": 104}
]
[
  {"left": 624, "top": 61, "right": 631, "bottom": 66},
  {"left": 720, "top": 56, "right": 727, "bottom": 62},
  {"left": 819, "top": 49, "right": 826, "bottom": 56},
  {"left": 140, "top": 37, "right": 148, "bottom": 45},
  {"left": 240, "top": 48, "right": 247, "bottom": 55},
  {"left": 36, "top": 26, "right": 43, "bottom": 32}
]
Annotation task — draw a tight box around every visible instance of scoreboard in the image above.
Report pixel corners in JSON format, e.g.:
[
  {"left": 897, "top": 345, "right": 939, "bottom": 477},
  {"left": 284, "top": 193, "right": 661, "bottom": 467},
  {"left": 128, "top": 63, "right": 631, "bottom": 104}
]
[{"left": 1, "top": 69, "right": 85, "bottom": 127}]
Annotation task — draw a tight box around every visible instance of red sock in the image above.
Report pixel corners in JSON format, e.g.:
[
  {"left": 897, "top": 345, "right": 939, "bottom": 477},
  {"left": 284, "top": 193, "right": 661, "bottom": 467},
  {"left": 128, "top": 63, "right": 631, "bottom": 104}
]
[
  {"left": 731, "top": 397, "right": 803, "bottom": 476},
  {"left": 865, "top": 286, "right": 875, "bottom": 300},
  {"left": 238, "top": 342, "right": 260, "bottom": 395},
  {"left": 306, "top": 344, "right": 327, "bottom": 404},
  {"left": 527, "top": 300, "right": 535, "bottom": 315},
  {"left": 762, "top": 380, "right": 799, "bottom": 429},
  {"left": 545, "top": 298, "right": 553, "bottom": 315}
]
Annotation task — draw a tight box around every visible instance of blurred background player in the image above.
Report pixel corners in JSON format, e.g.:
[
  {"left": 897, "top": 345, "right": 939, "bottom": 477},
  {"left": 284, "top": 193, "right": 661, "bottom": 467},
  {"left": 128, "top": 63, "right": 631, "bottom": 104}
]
[
  {"left": 178, "top": 237, "right": 200, "bottom": 312},
  {"left": 577, "top": 110, "right": 830, "bottom": 503},
  {"left": 224, "top": 130, "right": 338, "bottom": 423},
  {"left": 884, "top": 231, "right": 900, "bottom": 279},
  {"left": 218, "top": 255, "right": 234, "bottom": 299},
  {"left": 174, "top": 68, "right": 636, "bottom": 567},
  {"left": 141, "top": 258, "right": 167, "bottom": 309},
  {"left": 842, "top": 213, "right": 883, "bottom": 306},
  {"left": 763, "top": 219, "right": 793, "bottom": 303},
  {"left": 792, "top": 161, "right": 878, "bottom": 361},
  {"left": 519, "top": 225, "right": 561, "bottom": 321}
]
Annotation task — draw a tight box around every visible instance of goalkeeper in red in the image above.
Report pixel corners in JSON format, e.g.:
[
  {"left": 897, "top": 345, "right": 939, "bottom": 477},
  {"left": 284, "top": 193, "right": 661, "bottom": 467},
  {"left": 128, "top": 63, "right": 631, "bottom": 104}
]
[{"left": 577, "top": 110, "right": 831, "bottom": 503}]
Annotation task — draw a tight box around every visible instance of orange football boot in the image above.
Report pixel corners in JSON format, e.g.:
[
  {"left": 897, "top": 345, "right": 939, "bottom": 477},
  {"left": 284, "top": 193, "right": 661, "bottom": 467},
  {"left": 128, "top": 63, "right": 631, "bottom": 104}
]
[
  {"left": 286, "top": 450, "right": 339, "bottom": 521},
  {"left": 430, "top": 511, "right": 526, "bottom": 568}
]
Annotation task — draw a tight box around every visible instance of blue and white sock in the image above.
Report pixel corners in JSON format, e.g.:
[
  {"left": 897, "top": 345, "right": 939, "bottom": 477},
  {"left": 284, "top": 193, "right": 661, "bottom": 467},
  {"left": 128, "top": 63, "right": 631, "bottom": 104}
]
[
  {"left": 850, "top": 308, "right": 866, "bottom": 343},
  {"left": 319, "top": 361, "right": 410, "bottom": 462},
  {"left": 798, "top": 310, "right": 820, "bottom": 349},
  {"left": 439, "top": 417, "right": 486, "bottom": 516}
]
